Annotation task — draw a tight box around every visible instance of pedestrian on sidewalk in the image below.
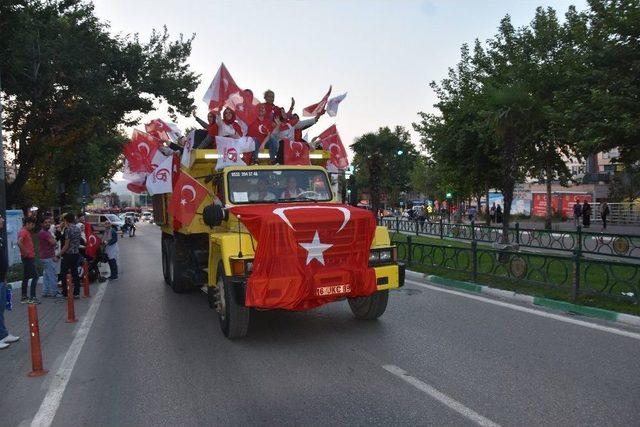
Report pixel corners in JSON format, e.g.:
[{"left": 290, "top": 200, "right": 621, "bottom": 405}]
[
  {"left": 496, "top": 204, "right": 503, "bottom": 224},
  {"left": 573, "top": 198, "right": 582, "bottom": 228},
  {"left": 103, "top": 221, "right": 119, "bottom": 280},
  {"left": 490, "top": 203, "right": 496, "bottom": 224},
  {"left": 37, "top": 216, "right": 58, "bottom": 298},
  {"left": 18, "top": 217, "right": 39, "bottom": 304},
  {"left": 60, "top": 213, "right": 82, "bottom": 298},
  {"left": 600, "top": 201, "right": 610, "bottom": 231},
  {"left": 582, "top": 200, "right": 592, "bottom": 228},
  {"left": 0, "top": 215, "right": 20, "bottom": 350}
]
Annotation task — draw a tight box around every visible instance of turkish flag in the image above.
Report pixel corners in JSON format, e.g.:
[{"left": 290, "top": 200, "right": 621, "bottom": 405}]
[
  {"left": 229, "top": 204, "right": 377, "bottom": 310},
  {"left": 317, "top": 125, "right": 349, "bottom": 170},
  {"left": 127, "top": 182, "right": 147, "bottom": 194},
  {"left": 226, "top": 89, "right": 259, "bottom": 131},
  {"left": 145, "top": 119, "right": 182, "bottom": 142},
  {"left": 302, "top": 85, "right": 332, "bottom": 117},
  {"left": 215, "top": 136, "right": 255, "bottom": 170},
  {"left": 282, "top": 138, "right": 310, "bottom": 166},
  {"left": 168, "top": 172, "right": 208, "bottom": 225},
  {"left": 123, "top": 130, "right": 161, "bottom": 173},
  {"left": 84, "top": 222, "right": 102, "bottom": 258},
  {"left": 146, "top": 154, "right": 173, "bottom": 196},
  {"left": 202, "top": 63, "right": 241, "bottom": 112}
]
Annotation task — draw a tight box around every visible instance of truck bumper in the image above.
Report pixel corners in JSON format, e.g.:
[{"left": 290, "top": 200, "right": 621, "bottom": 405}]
[{"left": 374, "top": 263, "right": 405, "bottom": 291}]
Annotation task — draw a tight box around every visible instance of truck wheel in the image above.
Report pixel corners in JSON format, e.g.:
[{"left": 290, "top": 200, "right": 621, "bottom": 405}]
[
  {"left": 168, "top": 239, "right": 191, "bottom": 293},
  {"left": 215, "top": 262, "right": 249, "bottom": 339},
  {"left": 348, "top": 290, "right": 389, "bottom": 320},
  {"left": 161, "top": 237, "right": 170, "bottom": 285}
]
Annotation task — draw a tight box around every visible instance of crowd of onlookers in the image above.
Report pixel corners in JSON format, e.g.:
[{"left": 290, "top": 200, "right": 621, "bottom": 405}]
[{"left": 0, "top": 212, "right": 120, "bottom": 350}]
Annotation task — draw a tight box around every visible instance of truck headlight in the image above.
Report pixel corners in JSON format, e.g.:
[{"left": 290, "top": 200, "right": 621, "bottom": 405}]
[{"left": 369, "top": 247, "right": 396, "bottom": 266}]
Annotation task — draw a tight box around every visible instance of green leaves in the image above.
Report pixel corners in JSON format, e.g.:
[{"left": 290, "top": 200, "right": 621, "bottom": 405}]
[{"left": 0, "top": 0, "right": 200, "bottom": 208}]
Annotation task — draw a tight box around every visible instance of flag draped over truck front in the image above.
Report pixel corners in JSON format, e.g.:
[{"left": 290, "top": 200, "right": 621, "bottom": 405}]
[{"left": 229, "top": 204, "right": 378, "bottom": 310}]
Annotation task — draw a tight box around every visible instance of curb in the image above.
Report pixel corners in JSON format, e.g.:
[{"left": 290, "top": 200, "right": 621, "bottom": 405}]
[
  {"left": 405, "top": 269, "right": 640, "bottom": 328},
  {"left": 6, "top": 276, "right": 43, "bottom": 289}
]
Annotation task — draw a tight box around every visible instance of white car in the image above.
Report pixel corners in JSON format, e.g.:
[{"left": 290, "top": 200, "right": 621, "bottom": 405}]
[
  {"left": 86, "top": 213, "right": 125, "bottom": 233},
  {"left": 141, "top": 211, "right": 153, "bottom": 222}
]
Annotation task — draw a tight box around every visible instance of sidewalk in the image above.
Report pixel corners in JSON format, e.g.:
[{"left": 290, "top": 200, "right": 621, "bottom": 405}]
[{"left": 0, "top": 265, "right": 110, "bottom": 425}]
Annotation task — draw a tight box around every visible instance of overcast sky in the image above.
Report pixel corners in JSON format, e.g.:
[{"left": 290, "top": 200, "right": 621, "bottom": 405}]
[{"left": 93, "top": 0, "right": 586, "bottom": 163}]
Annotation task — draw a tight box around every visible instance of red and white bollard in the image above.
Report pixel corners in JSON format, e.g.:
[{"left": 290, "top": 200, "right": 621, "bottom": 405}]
[
  {"left": 27, "top": 304, "right": 48, "bottom": 377},
  {"left": 82, "top": 261, "right": 90, "bottom": 298},
  {"left": 66, "top": 273, "right": 77, "bottom": 324}
]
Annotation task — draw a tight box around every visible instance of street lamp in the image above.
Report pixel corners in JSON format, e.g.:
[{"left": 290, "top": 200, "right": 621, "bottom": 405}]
[{"left": 397, "top": 150, "right": 404, "bottom": 155}]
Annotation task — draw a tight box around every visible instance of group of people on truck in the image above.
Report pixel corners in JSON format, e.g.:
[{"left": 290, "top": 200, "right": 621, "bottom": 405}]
[{"left": 193, "top": 89, "right": 325, "bottom": 165}]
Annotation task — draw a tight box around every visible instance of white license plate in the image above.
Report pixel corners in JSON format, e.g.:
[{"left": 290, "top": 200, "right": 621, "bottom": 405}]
[{"left": 316, "top": 284, "right": 352, "bottom": 297}]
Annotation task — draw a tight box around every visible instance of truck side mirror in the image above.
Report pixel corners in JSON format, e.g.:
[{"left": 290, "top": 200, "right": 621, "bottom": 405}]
[{"left": 203, "top": 204, "right": 227, "bottom": 228}]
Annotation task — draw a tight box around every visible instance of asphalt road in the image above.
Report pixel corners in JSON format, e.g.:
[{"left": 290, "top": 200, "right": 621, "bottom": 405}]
[{"left": 10, "top": 223, "right": 640, "bottom": 426}]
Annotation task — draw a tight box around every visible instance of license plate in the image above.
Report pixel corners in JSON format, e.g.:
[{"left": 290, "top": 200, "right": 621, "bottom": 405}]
[{"left": 316, "top": 284, "right": 352, "bottom": 297}]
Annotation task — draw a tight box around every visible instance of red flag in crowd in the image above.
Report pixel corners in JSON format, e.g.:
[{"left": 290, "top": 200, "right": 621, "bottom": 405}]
[
  {"left": 168, "top": 172, "right": 208, "bottom": 225},
  {"left": 302, "top": 86, "right": 332, "bottom": 117},
  {"left": 84, "top": 222, "right": 101, "bottom": 258},
  {"left": 145, "top": 119, "right": 181, "bottom": 142},
  {"left": 127, "top": 182, "right": 147, "bottom": 194},
  {"left": 123, "top": 130, "right": 161, "bottom": 173},
  {"left": 202, "top": 63, "right": 241, "bottom": 112},
  {"left": 317, "top": 125, "right": 349, "bottom": 170},
  {"left": 283, "top": 138, "right": 310, "bottom": 166},
  {"left": 225, "top": 89, "right": 260, "bottom": 130}
]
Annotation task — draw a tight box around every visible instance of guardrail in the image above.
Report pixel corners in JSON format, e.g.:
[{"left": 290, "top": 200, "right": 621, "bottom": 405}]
[
  {"left": 394, "top": 236, "right": 639, "bottom": 304},
  {"left": 380, "top": 217, "right": 640, "bottom": 261}
]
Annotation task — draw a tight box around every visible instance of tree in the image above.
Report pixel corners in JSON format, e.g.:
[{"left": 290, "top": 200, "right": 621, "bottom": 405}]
[
  {"left": 0, "top": 0, "right": 200, "bottom": 208},
  {"left": 351, "top": 126, "right": 418, "bottom": 215},
  {"left": 409, "top": 156, "right": 449, "bottom": 201}
]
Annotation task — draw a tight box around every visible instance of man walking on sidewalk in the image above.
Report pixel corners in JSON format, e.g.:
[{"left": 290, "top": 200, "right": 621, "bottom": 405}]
[
  {"left": 38, "top": 216, "right": 58, "bottom": 297},
  {"left": 573, "top": 198, "right": 582, "bottom": 228},
  {"left": 0, "top": 215, "right": 20, "bottom": 349},
  {"left": 18, "top": 217, "right": 39, "bottom": 304}
]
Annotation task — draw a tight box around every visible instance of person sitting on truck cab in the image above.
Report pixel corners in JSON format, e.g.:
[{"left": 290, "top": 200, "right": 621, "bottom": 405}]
[
  {"left": 249, "top": 178, "right": 276, "bottom": 202},
  {"left": 280, "top": 177, "right": 303, "bottom": 199},
  {"left": 192, "top": 109, "right": 219, "bottom": 149},
  {"left": 216, "top": 108, "right": 242, "bottom": 139}
]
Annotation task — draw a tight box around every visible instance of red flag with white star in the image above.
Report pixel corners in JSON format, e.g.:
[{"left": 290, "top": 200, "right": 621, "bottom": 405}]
[
  {"left": 317, "top": 125, "right": 349, "bottom": 171},
  {"left": 229, "top": 203, "right": 377, "bottom": 310},
  {"left": 302, "top": 85, "right": 332, "bottom": 117},
  {"left": 282, "top": 138, "right": 310, "bottom": 166},
  {"left": 84, "top": 222, "right": 102, "bottom": 258},
  {"left": 168, "top": 172, "right": 209, "bottom": 225},
  {"left": 123, "top": 130, "right": 162, "bottom": 173},
  {"left": 202, "top": 63, "right": 241, "bottom": 112}
]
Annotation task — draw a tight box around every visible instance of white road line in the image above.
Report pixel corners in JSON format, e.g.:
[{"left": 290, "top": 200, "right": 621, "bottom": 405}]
[
  {"left": 406, "top": 279, "right": 640, "bottom": 341},
  {"left": 382, "top": 364, "right": 500, "bottom": 427},
  {"left": 31, "top": 281, "right": 108, "bottom": 427}
]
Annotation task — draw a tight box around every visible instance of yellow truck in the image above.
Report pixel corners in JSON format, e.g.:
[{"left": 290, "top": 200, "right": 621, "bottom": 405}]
[{"left": 154, "top": 148, "right": 405, "bottom": 338}]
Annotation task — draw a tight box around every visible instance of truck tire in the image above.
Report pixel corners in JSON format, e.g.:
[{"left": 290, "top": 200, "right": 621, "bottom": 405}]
[
  {"left": 168, "top": 238, "right": 191, "bottom": 293},
  {"left": 215, "top": 262, "right": 249, "bottom": 339},
  {"left": 348, "top": 290, "right": 389, "bottom": 320},
  {"left": 161, "top": 237, "right": 170, "bottom": 285}
]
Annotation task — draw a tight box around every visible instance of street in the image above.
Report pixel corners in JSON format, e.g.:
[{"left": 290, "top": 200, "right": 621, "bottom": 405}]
[{"left": 2, "top": 222, "right": 640, "bottom": 426}]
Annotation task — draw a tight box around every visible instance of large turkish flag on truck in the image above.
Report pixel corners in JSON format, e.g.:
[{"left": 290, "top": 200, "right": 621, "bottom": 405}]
[{"left": 229, "top": 204, "right": 377, "bottom": 310}]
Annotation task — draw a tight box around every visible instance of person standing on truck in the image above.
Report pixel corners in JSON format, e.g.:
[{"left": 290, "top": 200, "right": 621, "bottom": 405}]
[
  {"left": 216, "top": 108, "right": 243, "bottom": 138},
  {"left": 103, "top": 221, "right": 119, "bottom": 280},
  {"left": 193, "top": 109, "right": 219, "bottom": 149},
  {"left": 247, "top": 104, "right": 275, "bottom": 164}
]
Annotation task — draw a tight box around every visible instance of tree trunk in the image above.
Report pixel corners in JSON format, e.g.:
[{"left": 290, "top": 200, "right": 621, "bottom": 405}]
[{"left": 544, "top": 159, "right": 553, "bottom": 230}]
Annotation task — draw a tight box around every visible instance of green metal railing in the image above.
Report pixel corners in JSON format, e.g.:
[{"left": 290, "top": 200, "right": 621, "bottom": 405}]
[
  {"left": 394, "top": 235, "right": 640, "bottom": 304},
  {"left": 380, "top": 217, "right": 640, "bottom": 261}
]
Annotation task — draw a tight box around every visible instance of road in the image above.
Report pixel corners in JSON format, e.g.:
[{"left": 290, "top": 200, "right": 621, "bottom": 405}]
[{"left": 5, "top": 222, "right": 640, "bottom": 426}]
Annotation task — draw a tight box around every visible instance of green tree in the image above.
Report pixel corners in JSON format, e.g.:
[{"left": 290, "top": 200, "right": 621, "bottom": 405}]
[
  {"left": 0, "top": 0, "right": 199, "bottom": 208},
  {"left": 351, "top": 126, "right": 418, "bottom": 215}
]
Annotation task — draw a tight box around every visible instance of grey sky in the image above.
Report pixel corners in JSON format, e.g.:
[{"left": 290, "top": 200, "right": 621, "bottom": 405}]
[{"left": 94, "top": 0, "right": 587, "bottom": 155}]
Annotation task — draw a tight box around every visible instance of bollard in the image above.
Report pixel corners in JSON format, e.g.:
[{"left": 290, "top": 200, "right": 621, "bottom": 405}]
[
  {"left": 66, "top": 273, "right": 77, "bottom": 323},
  {"left": 27, "top": 304, "right": 48, "bottom": 377},
  {"left": 82, "top": 261, "right": 91, "bottom": 298}
]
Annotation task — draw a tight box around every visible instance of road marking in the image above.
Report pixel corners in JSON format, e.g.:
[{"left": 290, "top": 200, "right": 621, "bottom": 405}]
[
  {"left": 382, "top": 364, "right": 500, "bottom": 427},
  {"left": 406, "top": 279, "right": 640, "bottom": 341},
  {"left": 31, "top": 281, "right": 108, "bottom": 427}
]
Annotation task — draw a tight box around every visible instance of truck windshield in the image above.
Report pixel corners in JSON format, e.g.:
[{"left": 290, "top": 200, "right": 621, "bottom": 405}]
[{"left": 227, "top": 169, "right": 333, "bottom": 204}]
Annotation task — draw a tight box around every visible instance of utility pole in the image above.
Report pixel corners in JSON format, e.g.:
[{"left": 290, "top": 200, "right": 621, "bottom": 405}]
[{"left": 0, "top": 74, "right": 8, "bottom": 268}]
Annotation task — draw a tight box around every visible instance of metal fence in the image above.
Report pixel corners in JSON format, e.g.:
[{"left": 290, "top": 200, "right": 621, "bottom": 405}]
[
  {"left": 380, "top": 217, "right": 640, "bottom": 261},
  {"left": 589, "top": 202, "right": 640, "bottom": 224},
  {"left": 395, "top": 236, "right": 640, "bottom": 304}
]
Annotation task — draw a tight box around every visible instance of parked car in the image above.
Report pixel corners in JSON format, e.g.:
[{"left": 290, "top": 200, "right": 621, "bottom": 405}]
[{"left": 86, "top": 213, "right": 125, "bottom": 233}]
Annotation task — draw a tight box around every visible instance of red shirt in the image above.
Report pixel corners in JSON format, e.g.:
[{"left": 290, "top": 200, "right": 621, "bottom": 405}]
[{"left": 19, "top": 227, "right": 35, "bottom": 259}]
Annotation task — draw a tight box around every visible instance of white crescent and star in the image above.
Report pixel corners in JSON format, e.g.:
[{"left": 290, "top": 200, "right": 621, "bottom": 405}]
[
  {"left": 181, "top": 185, "right": 196, "bottom": 205},
  {"left": 289, "top": 140, "right": 304, "bottom": 151},
  {"left": 273, "top": 206, "right": 351, "bottom": 233},
  {"left": 138, "top": 142, "right": 150, "bottom": 157},
  {"left": 258, "top": 124, "right": 267, "bottom": 135}
]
